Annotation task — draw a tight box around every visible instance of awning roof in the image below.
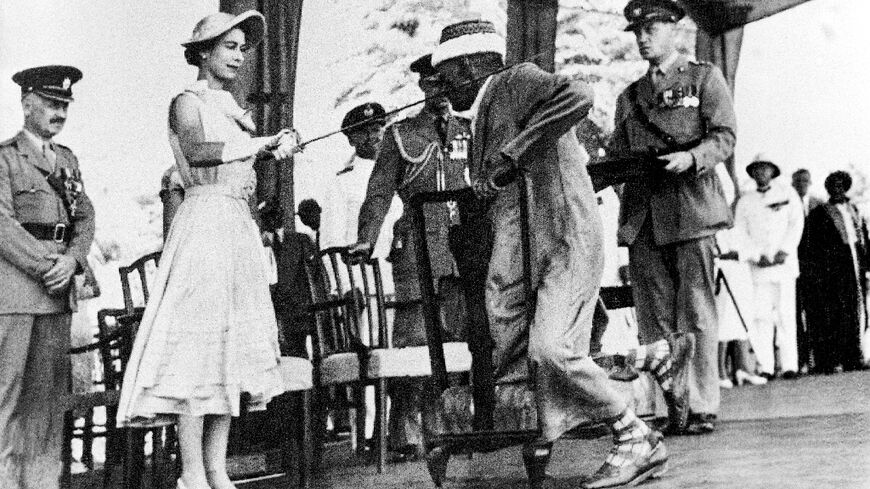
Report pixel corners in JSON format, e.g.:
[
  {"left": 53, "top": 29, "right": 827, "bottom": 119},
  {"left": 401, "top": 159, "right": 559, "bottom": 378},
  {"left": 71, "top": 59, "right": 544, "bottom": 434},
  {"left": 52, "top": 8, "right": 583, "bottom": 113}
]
[{"left": 681, "top": 0, "right": 815, "bottom": 33}]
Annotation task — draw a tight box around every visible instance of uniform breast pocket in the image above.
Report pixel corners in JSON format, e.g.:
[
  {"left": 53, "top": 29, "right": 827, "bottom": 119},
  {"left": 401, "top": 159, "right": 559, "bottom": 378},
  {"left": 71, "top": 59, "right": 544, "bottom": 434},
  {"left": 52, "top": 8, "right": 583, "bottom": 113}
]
[
  {"left": 652, "top": 108, "right": 699, "bottom": 142},
  {"left": 13, "top": 186, "right": 56, "bottom": 223}
]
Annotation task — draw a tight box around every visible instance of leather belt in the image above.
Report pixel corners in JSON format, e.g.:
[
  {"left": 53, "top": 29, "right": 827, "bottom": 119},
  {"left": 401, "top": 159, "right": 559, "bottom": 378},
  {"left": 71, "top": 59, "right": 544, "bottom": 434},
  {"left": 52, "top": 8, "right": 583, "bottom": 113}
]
[{"left": 21, "top": 222, "right": 72, "bottom": 244}]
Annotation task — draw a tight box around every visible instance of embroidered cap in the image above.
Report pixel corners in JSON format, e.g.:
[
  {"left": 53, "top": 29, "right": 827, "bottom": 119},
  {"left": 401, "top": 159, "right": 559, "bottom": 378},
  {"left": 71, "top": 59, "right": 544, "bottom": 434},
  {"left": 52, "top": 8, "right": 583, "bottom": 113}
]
[
  {"left": 623, "top": 0, "right": 685, "bottom": 32},
  {"left": 13, "top": 65, "right": 82, "bottom": 103},
  {"left": 746, "top": 153, "right": 781, "bottom": 179},
  {"left": 431, "top": 20, "right": 506, "bottom": 67},
  {"left": 182, "top": 10, "right": 266, "bottom": 48}
]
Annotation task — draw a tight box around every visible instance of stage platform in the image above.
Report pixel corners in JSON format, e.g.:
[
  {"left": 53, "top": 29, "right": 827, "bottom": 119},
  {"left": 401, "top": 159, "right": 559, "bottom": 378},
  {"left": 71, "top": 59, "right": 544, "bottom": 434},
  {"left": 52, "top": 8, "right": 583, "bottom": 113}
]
[
  {"left": 243, "top": 370, "right": 870, "bottom": 489},
  {"left": 72, "top": 370, "right": 870, "bottom": 488}
]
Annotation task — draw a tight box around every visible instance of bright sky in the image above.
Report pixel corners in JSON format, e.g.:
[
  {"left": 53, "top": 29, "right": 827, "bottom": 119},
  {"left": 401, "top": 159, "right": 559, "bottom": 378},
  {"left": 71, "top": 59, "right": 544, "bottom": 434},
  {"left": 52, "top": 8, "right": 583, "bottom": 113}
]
[
  {"left": 1, "top": 0, "right": 868, "bottom": 224},
  {"left": 734, "top": 0, "right": 870, "bottom": 194}
]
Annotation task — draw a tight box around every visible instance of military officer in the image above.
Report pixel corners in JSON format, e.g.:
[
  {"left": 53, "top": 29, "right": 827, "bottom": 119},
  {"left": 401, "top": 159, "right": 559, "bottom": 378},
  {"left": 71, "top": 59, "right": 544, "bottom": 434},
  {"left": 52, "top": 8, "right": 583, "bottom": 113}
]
[
  {"left": 351, "top": 54, "right": 470, "bottom": 459},
  {"left": 320, "top": 102, "right": 399, "bottom": 255},
  {"left": 610, "top": 0, "right": 737, "bottom": 435},
  {"left": 0, "top": 65, "right": 96, "bottom": 488}
]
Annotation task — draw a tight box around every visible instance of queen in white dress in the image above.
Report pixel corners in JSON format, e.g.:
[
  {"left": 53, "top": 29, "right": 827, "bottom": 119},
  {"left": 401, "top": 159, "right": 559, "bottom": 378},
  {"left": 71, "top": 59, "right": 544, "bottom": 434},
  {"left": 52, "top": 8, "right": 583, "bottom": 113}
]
[{"left": 118, "top": 11, "right": 299, "bottom": 489}]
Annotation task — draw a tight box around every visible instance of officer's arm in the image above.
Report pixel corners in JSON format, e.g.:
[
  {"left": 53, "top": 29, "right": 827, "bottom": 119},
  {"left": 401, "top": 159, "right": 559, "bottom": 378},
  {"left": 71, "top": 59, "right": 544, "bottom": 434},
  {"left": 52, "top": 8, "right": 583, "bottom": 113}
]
[
  {"left": 687, "top": 65, "right": 737, "bottom": 173},
  {"left": 500, "top": 64, "right": 594, "bottom": 163},
  {"left": 357, "top": 127, "right": 401, "bottom": 248},
  {"left": 0, "top": 151, "right": 54, "bottom": 278},
  {"left": 170, "top": 93, "right": 275, "bottom": 167},
  {"left": 65, "top": 156, "right": 95, "bottom": 272}
]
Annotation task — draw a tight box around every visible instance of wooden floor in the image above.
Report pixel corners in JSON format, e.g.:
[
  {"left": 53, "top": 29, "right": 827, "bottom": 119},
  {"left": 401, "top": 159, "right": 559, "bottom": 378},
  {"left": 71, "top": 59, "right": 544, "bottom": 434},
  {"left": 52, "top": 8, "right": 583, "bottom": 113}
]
[
  {"left": 75, "top": 371, "right": 870, "bottom": 488},
  {"left": 248, "top": 371, "right": 870, "bottom": 489}
]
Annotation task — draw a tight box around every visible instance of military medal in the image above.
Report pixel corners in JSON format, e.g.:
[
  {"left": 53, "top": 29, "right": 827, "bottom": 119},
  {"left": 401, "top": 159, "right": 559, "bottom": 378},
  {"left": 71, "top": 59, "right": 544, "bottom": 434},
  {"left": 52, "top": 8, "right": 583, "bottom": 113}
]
[
  {"left": 450, "top": 133, "right": 469, "bottom": 160},
  {"left": 59, "top": 167, "right": 84, "bottom": 218},
  {"left": 682, "top": 96, "right": 699, "bottom": 107}
]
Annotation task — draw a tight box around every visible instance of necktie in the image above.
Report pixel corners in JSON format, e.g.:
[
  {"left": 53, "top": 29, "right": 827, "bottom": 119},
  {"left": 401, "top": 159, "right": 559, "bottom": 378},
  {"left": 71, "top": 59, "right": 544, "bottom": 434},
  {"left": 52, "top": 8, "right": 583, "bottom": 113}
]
[
  {"left": 436, "top": 114, "right": 450, "bottom": 147},
  {"left": 43, "top": 141, "right": 57, "bottom": 169},
  {"left": 649, "top": 67, "right": 664, "bottom": 87}
]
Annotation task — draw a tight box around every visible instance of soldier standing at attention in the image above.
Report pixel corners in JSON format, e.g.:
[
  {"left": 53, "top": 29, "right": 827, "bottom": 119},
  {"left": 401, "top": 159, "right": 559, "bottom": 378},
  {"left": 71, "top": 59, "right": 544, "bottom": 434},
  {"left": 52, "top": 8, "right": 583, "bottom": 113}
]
[
  {"left": 351, "top": 54, "right": 470, "bottom": 460},
  {"left": 0, "top": 65, "right": 96, "bottom": 489},
  {"left": 610, "top": 0, "right": 737, "bottom": 434}
]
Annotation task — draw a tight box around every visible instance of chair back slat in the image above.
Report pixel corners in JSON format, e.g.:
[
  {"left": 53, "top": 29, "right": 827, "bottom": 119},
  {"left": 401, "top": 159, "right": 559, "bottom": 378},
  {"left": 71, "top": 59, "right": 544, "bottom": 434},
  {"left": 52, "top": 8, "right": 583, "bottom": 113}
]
[
  {"left": 354, "top": 258, "right": 388, "bottom": 349},
  {"left": 370, "top": 260, "right": 389, "bottom": 348},
  {"left": 303, "top": 247, "right": 391, "bottom": 357},
  {"left": 305, "top": 248, "right": 352, "bottom": 358},
  {"left": 118, "top": 251, "right": 161, "bottom": 313},
  {"left": 95, "top": 308, "right": 142, "bottom": 391}
]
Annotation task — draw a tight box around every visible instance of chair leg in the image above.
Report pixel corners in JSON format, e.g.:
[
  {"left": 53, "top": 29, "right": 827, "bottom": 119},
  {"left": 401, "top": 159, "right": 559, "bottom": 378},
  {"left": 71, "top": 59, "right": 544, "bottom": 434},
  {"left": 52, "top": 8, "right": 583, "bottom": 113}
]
[
  {"left": 151, "top": 428, "right": 165, "bottom": 489},
  {"left": 375, "top": 379, "right": 387, "bottom": 473},
  {"left": 122, "top": 428, "right": 134, "bottom": 489},
  {"left": 300, "top": 391, "right": 314, "bottom": 489},
  {"left": 83, "top": 414, "right": 95, "bottom": 470},
  {"left": 104, "top": 407, "right": 119, "bottom": 488},
  {"left": 522, "top": 441, "right": 553, "bottom": 489},
  {"left": 62, "top": 411, "right": 73, "bottom": 489},
  {"left": 352, "top": 386, "right": 367, "bottom": 455},
  {"left": 274, "top": 393, "right": 295, "bottom": 487},
  {"left": 312, "top": 387, "right": 328, "bottom": 471}
]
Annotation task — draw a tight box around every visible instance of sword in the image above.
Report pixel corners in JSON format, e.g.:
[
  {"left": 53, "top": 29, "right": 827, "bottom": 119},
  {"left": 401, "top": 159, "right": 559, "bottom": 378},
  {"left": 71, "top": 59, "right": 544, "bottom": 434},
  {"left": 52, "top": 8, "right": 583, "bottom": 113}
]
[{"left": 293, "top": 49, "right": 556, "bottom": 150}]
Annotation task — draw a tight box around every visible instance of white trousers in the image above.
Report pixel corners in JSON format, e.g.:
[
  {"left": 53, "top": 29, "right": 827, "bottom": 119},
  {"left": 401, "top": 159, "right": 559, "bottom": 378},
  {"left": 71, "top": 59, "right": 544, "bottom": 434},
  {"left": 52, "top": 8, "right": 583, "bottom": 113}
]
[{"left": 748, "top": 280, "right": 798, "bottom": 374}]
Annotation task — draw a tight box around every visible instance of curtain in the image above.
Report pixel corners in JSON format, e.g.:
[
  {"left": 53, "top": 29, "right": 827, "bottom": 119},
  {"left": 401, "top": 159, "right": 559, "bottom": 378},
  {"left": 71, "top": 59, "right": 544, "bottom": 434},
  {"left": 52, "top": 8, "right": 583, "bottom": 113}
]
[
  {"left": 220, "top": 0, "right": 304, "bottom": 233},
  {"left": 506, "top": 0, "right": 559, "bottom": 72}
]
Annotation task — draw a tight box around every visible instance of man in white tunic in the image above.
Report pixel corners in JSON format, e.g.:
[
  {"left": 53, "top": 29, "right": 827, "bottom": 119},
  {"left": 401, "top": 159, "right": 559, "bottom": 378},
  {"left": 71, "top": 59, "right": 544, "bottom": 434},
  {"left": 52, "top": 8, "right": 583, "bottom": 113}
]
[{"left": 733, "top": 155, "right": 804, "bottom": 379}]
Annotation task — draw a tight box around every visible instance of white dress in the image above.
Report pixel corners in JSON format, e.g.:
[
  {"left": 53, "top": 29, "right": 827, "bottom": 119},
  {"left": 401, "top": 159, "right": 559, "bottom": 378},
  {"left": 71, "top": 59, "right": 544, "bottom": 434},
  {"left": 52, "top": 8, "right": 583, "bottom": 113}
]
[{"left": 118, "top": 80, "right": 284, "bottom": 425}]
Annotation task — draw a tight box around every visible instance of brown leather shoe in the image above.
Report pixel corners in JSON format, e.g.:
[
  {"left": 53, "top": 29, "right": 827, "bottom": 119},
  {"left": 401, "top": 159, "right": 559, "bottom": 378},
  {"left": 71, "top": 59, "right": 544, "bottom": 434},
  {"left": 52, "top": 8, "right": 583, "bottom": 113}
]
[
  {"left": 661, "top": 332, "right": 695, "bottom": 435},
  {"left": 580, "top": 431, "right": 668, "bottom": 488}
]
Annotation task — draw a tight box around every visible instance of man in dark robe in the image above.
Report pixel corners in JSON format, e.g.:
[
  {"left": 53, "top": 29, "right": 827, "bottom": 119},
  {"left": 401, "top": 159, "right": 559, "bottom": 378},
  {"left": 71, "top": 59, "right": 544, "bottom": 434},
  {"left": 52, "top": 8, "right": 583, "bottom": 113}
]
[{"left": 799, "top": 171, "right": 869, "bottom": 373}]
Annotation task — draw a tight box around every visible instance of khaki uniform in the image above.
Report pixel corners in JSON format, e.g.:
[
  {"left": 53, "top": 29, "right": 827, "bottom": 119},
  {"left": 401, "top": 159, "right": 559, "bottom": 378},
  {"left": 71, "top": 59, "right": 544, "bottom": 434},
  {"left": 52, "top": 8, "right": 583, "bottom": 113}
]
[
  {"left": 357, "top": 108, "right": 470, "bottom": 449},
  {"left": 610, "top": 54, "right": 736, "bottom": 416},
  {"left": 474, "top": 63, "right": 626, "bottom": 442},
  {"left": 0, "top": 131, "right": 95, "bottom": 489}
]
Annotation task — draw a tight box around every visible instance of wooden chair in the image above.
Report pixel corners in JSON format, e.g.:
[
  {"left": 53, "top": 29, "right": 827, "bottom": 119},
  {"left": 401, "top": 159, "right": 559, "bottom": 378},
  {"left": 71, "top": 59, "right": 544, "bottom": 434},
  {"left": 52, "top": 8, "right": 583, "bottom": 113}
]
[
  {"left": 62, "top": 311, "right": 129, "bottom": 489},
  {"left": 99, "top": 308, "right": 176, "bottom": 489},
  {"left": 117, "top": 253, "right": 176, "bottom": 489},
  {"left": 304, "top": 247, "right": 472, "bottom": 473},
  {"left": 118, "top": 251, "right": 161, "bottom": 313}
]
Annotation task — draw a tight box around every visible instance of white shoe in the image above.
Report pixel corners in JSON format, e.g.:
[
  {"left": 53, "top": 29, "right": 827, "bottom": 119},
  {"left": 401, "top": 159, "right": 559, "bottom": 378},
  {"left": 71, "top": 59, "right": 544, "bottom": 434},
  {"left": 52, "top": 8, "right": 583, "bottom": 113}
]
[
  {"left": 735, "top": 370, "right": 768, "bottom": 386},
  {"left": 719, "top": 378, "right": 733, "bottom": 389}
]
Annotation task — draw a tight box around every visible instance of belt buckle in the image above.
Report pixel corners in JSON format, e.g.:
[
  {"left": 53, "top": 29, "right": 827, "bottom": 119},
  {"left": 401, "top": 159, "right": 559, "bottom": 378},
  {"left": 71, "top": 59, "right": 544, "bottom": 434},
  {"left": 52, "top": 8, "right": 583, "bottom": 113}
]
[{"left": 53, "top": 223, "right": 67, "bottom": 243}]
